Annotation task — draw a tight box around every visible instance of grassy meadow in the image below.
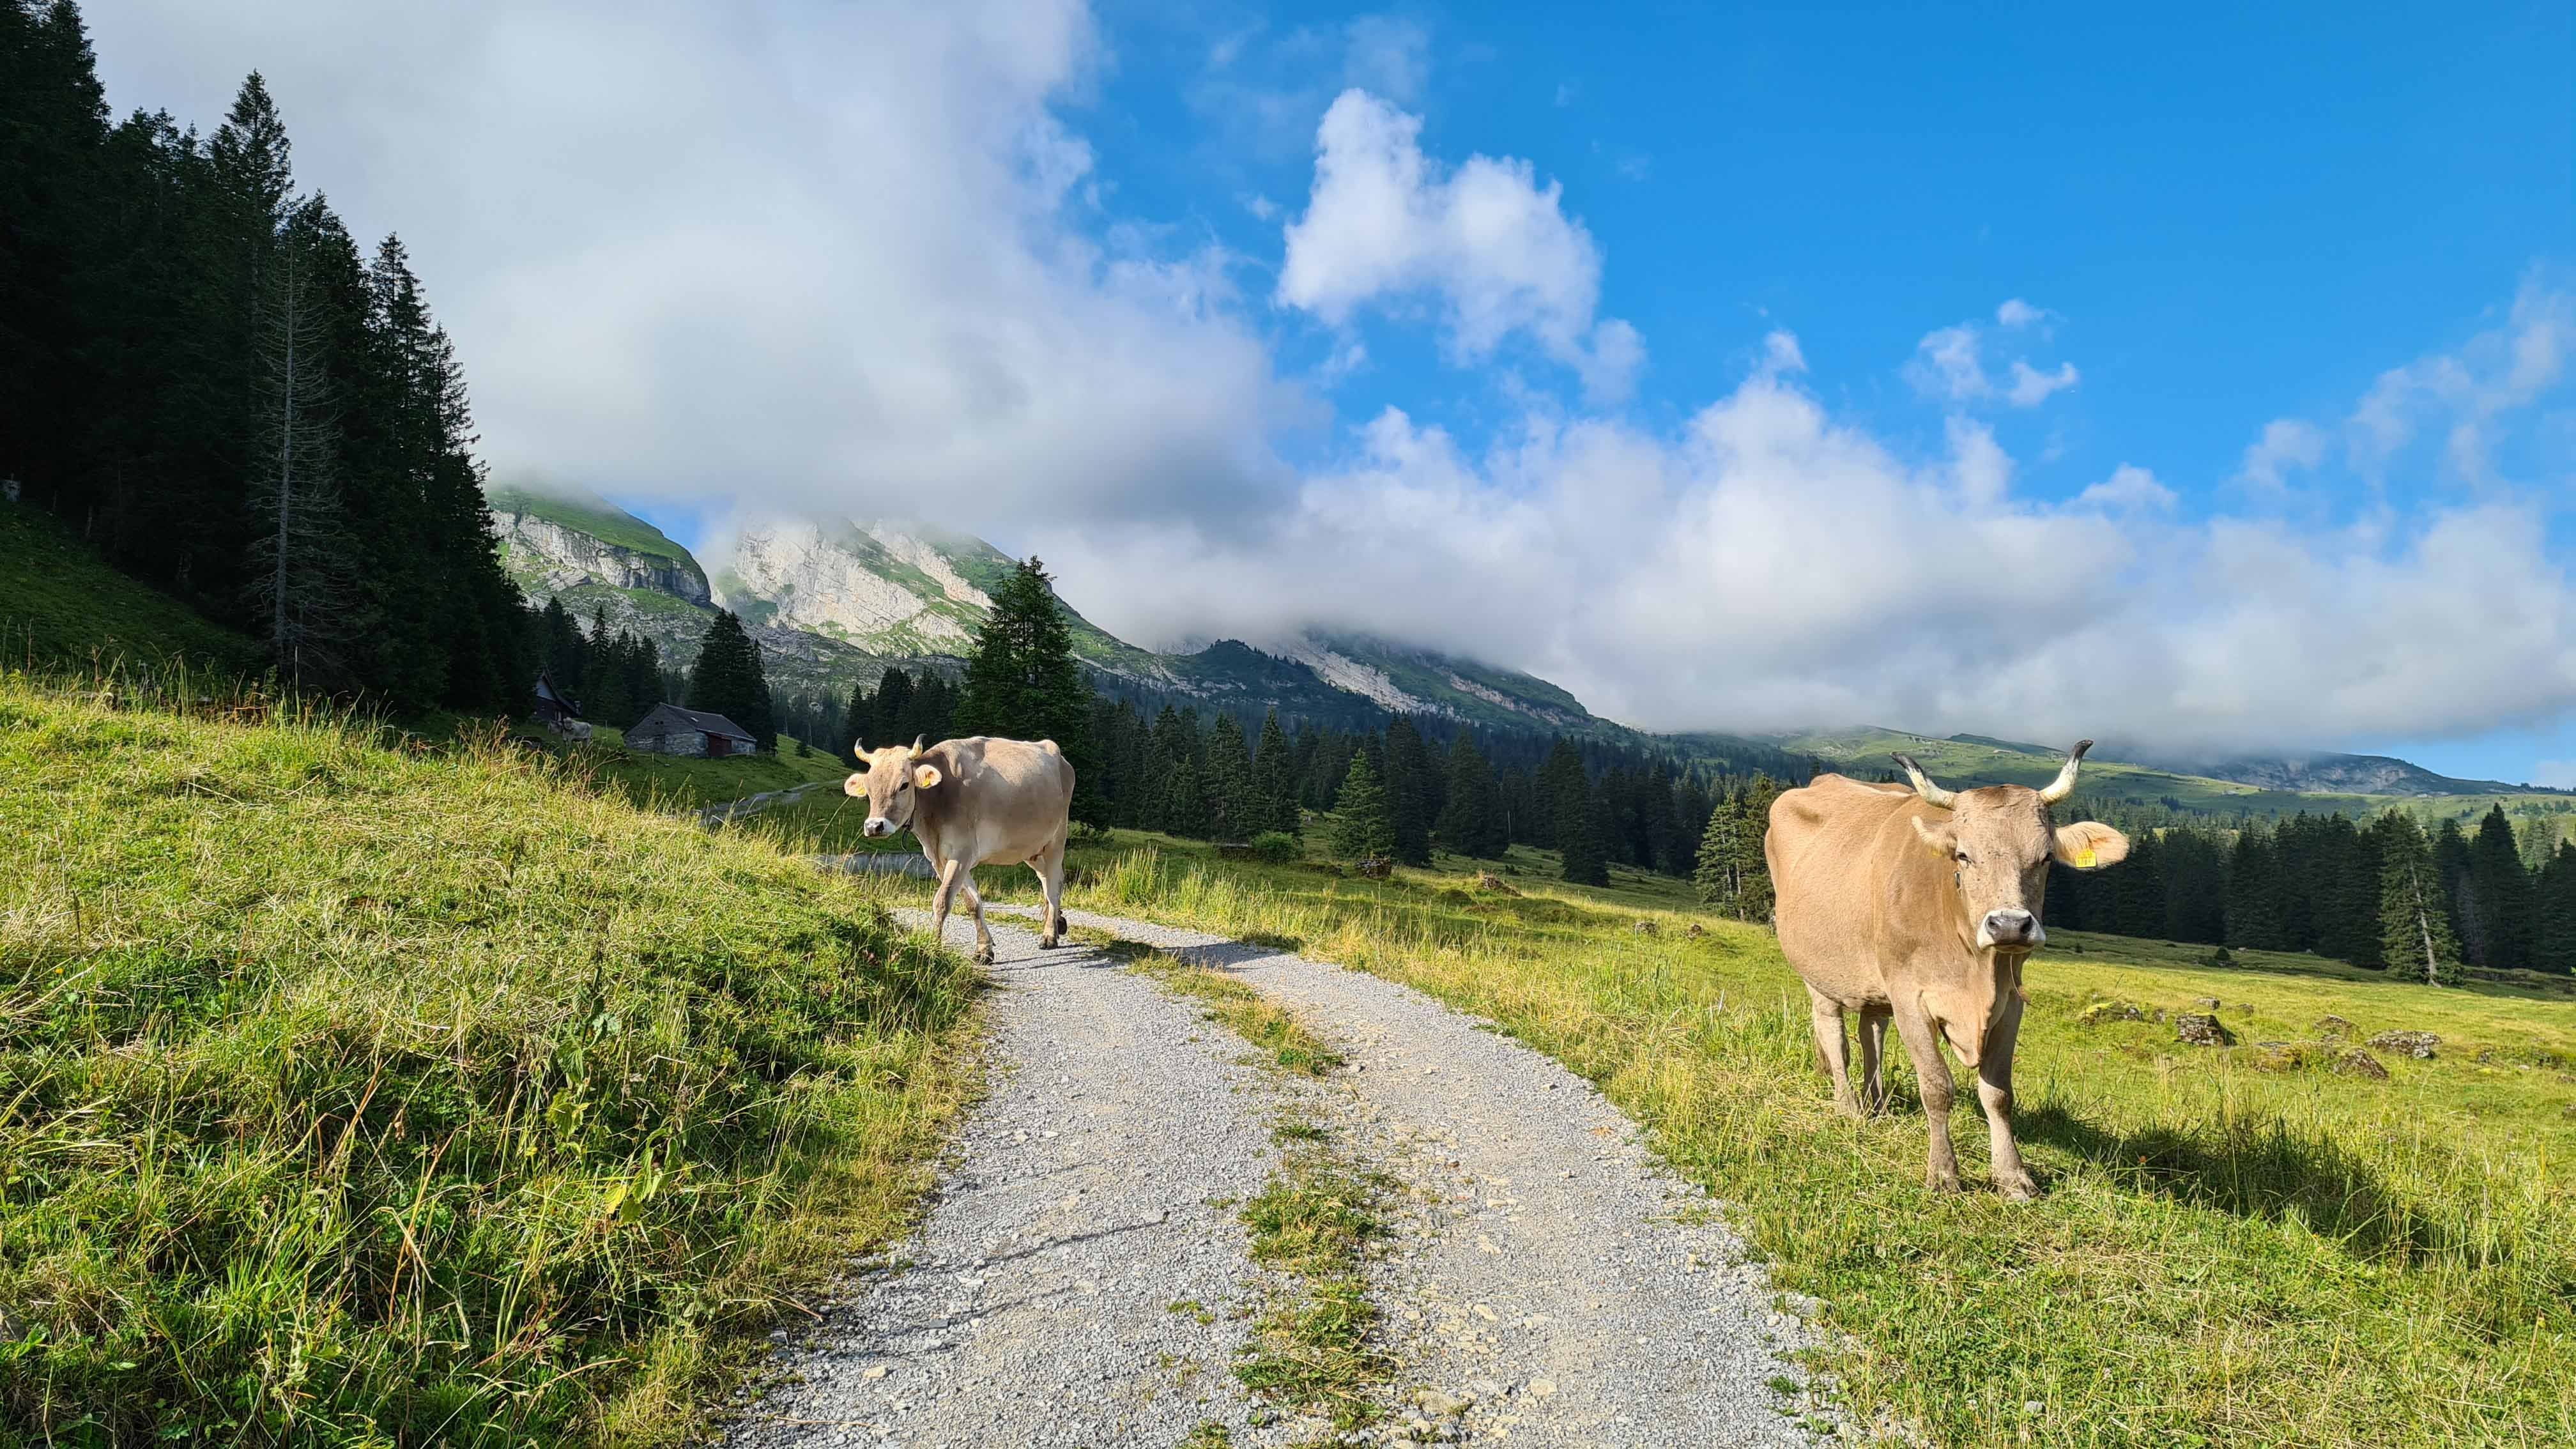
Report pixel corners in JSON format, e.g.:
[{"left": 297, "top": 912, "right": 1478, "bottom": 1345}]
[
  {"left": 0, "top": 675, "right": 980, "bottom": 1446},
  {"left": 846, "top": 829, "right": 2576, "bottom": 1446}
]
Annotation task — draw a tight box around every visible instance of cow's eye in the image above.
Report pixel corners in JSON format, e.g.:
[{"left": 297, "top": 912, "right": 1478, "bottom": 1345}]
[{"left": 1955, "top": 852, "right": 1970, "bottom": 864}]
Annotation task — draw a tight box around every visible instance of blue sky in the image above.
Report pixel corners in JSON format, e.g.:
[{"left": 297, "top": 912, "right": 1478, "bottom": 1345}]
[{"left": 93, "top": 0, "right": 2576, "bottom": 779}]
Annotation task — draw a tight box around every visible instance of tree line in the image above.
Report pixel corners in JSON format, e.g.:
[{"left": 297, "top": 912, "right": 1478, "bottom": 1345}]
[
  {"left": 2044, "top": 802, "right": 2576, "bottom": 982},
  {"left": 4, "top": 8, "right": 524, "bottom": 709}
]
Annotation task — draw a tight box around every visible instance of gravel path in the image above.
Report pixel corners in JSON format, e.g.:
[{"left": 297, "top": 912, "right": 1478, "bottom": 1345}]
[
  {"left": 727, "top": 913, "right": 1317, "bottom": 1449},
  {"left": 733, "top": 904, "right": 1821, "bottom": 1448}
]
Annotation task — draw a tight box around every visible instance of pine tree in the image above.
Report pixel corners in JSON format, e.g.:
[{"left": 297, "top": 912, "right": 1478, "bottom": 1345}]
[
  {"left": 1381, "top": 717, "right": 1435, "bottom": 866},
  {"left": 1436, "top": 733, "right": 1503, "bottom": 859},
  {"left": 958, "top": 556, "right": 1096, "bottom": 816},
  {"left": 1207, "top": 712, "right": 1260, "bottom": 840},
  {"left": 1556, "top": 762, "right": 1609, "bottom": 887},
  {"left": 1535, "top": 738, "right": 1586, "bottom": 849},
  {"left": 686, "top": 610, "right": 774, "bottom": 749},
  {"left": 2379, "top": 812, "right": 2465, "bottom": 987},
  {"left": 2467, "top": 805, "right": 2534, "bottom": 970},
  {"left": 244, "top": 197, "right": 357, "bottom": 689},
  {"left": 2534, "top": 841, "right": 2576, "bottom": 977},
  {"left": 1255, "top": 709, "right": 1300, "bottom": 834},
  {"left": 1330, "top": 751, "right": 1397, "bottom": 862}
]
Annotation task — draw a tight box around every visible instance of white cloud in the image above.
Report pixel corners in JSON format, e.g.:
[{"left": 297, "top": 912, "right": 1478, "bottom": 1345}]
[
  {"left": 2005, "top": 358, "right": 2080, "bottom": 407},
  {"left": 1553, "top": 79, "right": 1579, "bottom": 107},
  {"left": 1277, "top": 89, "right": 1643, "bottom": 401},
  {"left": 1342, "top": 15, "right": 1430, "bottom": 103},
  {"left": 88, "top": 0, "right": 1300, "bottom": 528},
  {"left": 2078, "top": 464, "right": 2176, "bottom": 512},
  {"left": 1908, "top": 302, "right": 2078, "bottom": 410},
  {"left": 2346, "top": 278, "right": 2575, "bottom": 480},
  {"left": 1048, "top": 348, "right": 2576, "bottom": 748},
  {"left": 1995, "top": 297, "right": 2048, "bottom": 330},
  {"left": 2237, "top": 418, "right": 2328, "bottom": 492}
]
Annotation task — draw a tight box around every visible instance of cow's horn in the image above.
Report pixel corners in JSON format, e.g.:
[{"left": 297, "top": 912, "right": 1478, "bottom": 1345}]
[
  {"left": 1892, "top": 753, "right": 1957, "bottom": 809},
  {"left": 852, "top": 737, "right": 866, "bottom": 757},
  {"left": 2037, "top": 739, "right": 2094, "bottom": 804},
  {"left": 908, "top": 735, "right": 924, "bottom": 756}
]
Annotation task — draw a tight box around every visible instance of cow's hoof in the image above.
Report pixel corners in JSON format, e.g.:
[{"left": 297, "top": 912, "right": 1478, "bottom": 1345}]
[
  {"left": 1832, "top": 1096, "right": 1868, "bottom": 1121},
  {"left": 1997, "top": 1174, "right": 2042, "bottom": 1202},
  {"left": 1036, "top": 935, "right": 1059, "bottom": 951},
  {"left": 972, "top": 945, "right": 995, "bottom": 965},
  {"left": 1924, "top": 1171, "right": 1963, "bottom": 1195}
]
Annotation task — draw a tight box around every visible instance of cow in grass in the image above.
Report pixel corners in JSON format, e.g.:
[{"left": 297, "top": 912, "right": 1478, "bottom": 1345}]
[
  {"left": 1765, "top": 741, "right": 2129, "bottom": 1199},
  {"left": 847, "top": 735, "right": 1074, "bottom": 964}
]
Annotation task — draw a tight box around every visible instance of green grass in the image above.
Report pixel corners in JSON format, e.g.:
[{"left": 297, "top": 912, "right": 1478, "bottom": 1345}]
[
  {"left": 539, "top": 726, "right": 853, "bottom": 813},
  {"left": 854, "top": 827, "right": 2576, "bottom": 1446},
  {"left": 0, "top": 502, "right": 261, "bottom": 675},
  {"left": 0, "top": 673, "right": 981, "bottom": 1445},
  {"left": 485, "top": 482, "right": 703, "bottom": 573},
  {"left": 1092, "top": 934, "right": 1344, "bottom": 1078}
]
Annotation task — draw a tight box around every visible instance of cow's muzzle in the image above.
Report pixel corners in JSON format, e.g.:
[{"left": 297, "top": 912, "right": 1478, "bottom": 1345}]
[
  {"left": 863, "top": 817, "right": 894, "bottom": 839},
  {"left": 1977, "top": 909, "right": 2043, "bottom": 951}
]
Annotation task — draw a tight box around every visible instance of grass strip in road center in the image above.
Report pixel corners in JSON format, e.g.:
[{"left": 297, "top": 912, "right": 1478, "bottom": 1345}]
[{"left": 1107, "top": 936, "right": 1392, "bottom": 1433}]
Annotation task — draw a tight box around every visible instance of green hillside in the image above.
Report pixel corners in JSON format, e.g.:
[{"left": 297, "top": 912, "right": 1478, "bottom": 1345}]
[
  {"left": 487, "top": 476, "right": 704, "bottom": 572},
  {"left": 0, "top": 501, "right": 260, "bottom": 673},
  {"left": 0, "top": 673, "right": 976, "bottom": 1442}
]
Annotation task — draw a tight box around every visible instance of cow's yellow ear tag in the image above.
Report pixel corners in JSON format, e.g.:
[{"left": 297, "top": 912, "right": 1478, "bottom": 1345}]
[{"left": 2075, "top": 848, "right": 2098, "bottom": 869}]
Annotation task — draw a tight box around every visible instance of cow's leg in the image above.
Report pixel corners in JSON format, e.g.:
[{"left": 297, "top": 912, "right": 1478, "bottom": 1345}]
[
  {"left": 1889, "top": 1005, "right": 1963, "bottom": 1193},
  {"left": 929, "top": 857, "right": 962, "bottom": 953},
  {"left": 1031, "top": 840, "right": 1068, "bottom": 949},
  {"left": 1857, "top": 1005, "right": 1892, "bottom": 1116},
  {"left": 1806, "top": 986, "right": 1862, "bottom": 1119},
  {"left": 1977, "top": 993, "right": 2039, "bottom": 1200},
  {"left": 958, "top": 866, "right": 993, "bottom": 964}
]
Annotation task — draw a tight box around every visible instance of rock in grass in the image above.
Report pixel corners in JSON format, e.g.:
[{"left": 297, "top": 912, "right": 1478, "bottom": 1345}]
[
  {"left": 2250, "top": 1041, "right": 2315, "bottom": 1072},
  {"left": 2333, "top": 1049, "right": 2391, "bottom": 1080},
  {"left": 2315, "top": 1015, "right": 2356, "bottom": 1039},
  {"left": 2080, "top": 1000, "right": 2145, "bottom": 1026},
  {"left": 2368, "top": 1030, "right": 2440, "bottom": 1060},
  {"left": 1632, "top": 919, "right": 1658, "bottom": 935},
  {"left": 2175, "top": 1013, "right": 2234, "bottom": 1047}
]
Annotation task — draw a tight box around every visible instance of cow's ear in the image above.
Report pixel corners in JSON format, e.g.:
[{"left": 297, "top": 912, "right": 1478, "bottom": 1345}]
[
  {"left": 843, "top": 772, "right": 868, "bottom": 798},
  {"left": 913, "top": 763, "right": 944, "bottom": 790},
  {"left": 2053, "top": 820, "right": 2129, "bottom": 870},
  {"left": 1910, "top": 815, "right": 1958, "bottom": 857}
]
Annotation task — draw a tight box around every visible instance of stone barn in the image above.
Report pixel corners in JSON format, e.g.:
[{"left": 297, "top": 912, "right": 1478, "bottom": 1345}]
[{"left": 627, "top": 703, "right": 758, "bottom": 758}]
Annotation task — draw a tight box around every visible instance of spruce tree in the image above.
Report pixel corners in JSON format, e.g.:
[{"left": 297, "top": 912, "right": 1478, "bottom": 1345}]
[
  {"left": 2467, "top": 805, "right": 2534, "bottom": 970},
  {"left": 685, "top": 609, "right": 774, "bottom": 749},
  {"left": 1330, "top": 751, "right": 1397, "bottom": 862},
  {"left": 1382, "top": 717, "right": 1435, "bottom": 865},
  {"left": 2379, "top": 812, "right": 2465, "bottom": 987},
  {"left": 1255, "top": 709, "right": 1300, "bottom": 834},
  {"left": 2534, "top": 841, "right": 2576, "bottom": 977},
  {"left": 1436, "top": 733, "right": 1502, "bottom": 859},
  {"left": 1556, "top": 763, "right": 1609, "bottom": 887},
  {"left": 958, "top": 556, "right": 1096, "bottom": 815}
]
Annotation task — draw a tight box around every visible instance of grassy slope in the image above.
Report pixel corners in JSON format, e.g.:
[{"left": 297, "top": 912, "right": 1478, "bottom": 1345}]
[
  {"left": 0, "top": 503, "right": 260, "bottom": 673},
  {"left": 857, "top": 830, "right": 2576, "bottom": 1446},
  {"left": 0, "top": 677, "right": 979, "bottom": 1445},
  {"left": 486, "top": 482, "right": 703, "bottom": 572},
  {"left": 565, "top": 726, "right": 854, "bottom": 812},
  {"left": 1791, "top": 726, "right": 2575, "bottom": 825}
]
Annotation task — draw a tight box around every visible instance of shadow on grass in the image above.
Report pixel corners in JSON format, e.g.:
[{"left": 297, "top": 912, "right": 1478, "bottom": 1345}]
[{"left": 2018, "top": 1101, "right": 2475, "bottom": 1268}]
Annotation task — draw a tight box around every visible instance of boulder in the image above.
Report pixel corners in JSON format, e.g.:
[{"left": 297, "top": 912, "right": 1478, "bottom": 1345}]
[
  {"left": 2332, "top": 1049, "right": 2391, "bottom": 1080},
  {"left": 2175, "top": 1013, "right": 2234, "bottom": 1047},
  {"left": 1632, "top": 920, "right": 1659, "bottom": 935},
  {"left": 2367, "top": 1030, "right": 2439, "bottom": 1060},
  {"left": 1685, "top": 923, "right": 1707, "bottom": 938},
  {"left": 2315, "top": 1015, "right": 2356, "bottom": 1039},
  {"left": 1472, "top": 871, "right": 1519, "bottom": 896},
  {"left": 1356, "top": 855, "right": 1394, "bottom": 880},
  {"left": 2079, "top": 1000, "right": 2145, "bottom": 1027},
  {"left": 2250, "top": 1041, "right": 2315, "bottom": 1073},
  {"left": 2195, "top": 997, "right": 2223, "bottom": 1011}
]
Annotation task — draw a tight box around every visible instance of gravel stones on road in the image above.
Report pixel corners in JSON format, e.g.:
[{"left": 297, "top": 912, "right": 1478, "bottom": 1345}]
[
  {"left": 727, "top": 913, "right": 1317, "bottom": 1449},
  {"left": 1022, "top": 905, "right": 1821, "bottom": 1448}
]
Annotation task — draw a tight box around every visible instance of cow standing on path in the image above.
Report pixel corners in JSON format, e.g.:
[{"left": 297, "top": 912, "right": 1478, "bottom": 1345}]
[
  {"left": 1765, "top": 741, "right": 2129, "bottom": 1199},
  {"left": 847, "top": 735, "right": 1075, "bottom": 965}
]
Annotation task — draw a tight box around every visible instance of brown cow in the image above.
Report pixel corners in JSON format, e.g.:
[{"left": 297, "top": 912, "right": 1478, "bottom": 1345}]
[
  {"left": 1765, "top": 741, "right": 2128, "bottom": 1199},
  {"left": 847, "top": 735, "right": 1075, "bottom": 964}
]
